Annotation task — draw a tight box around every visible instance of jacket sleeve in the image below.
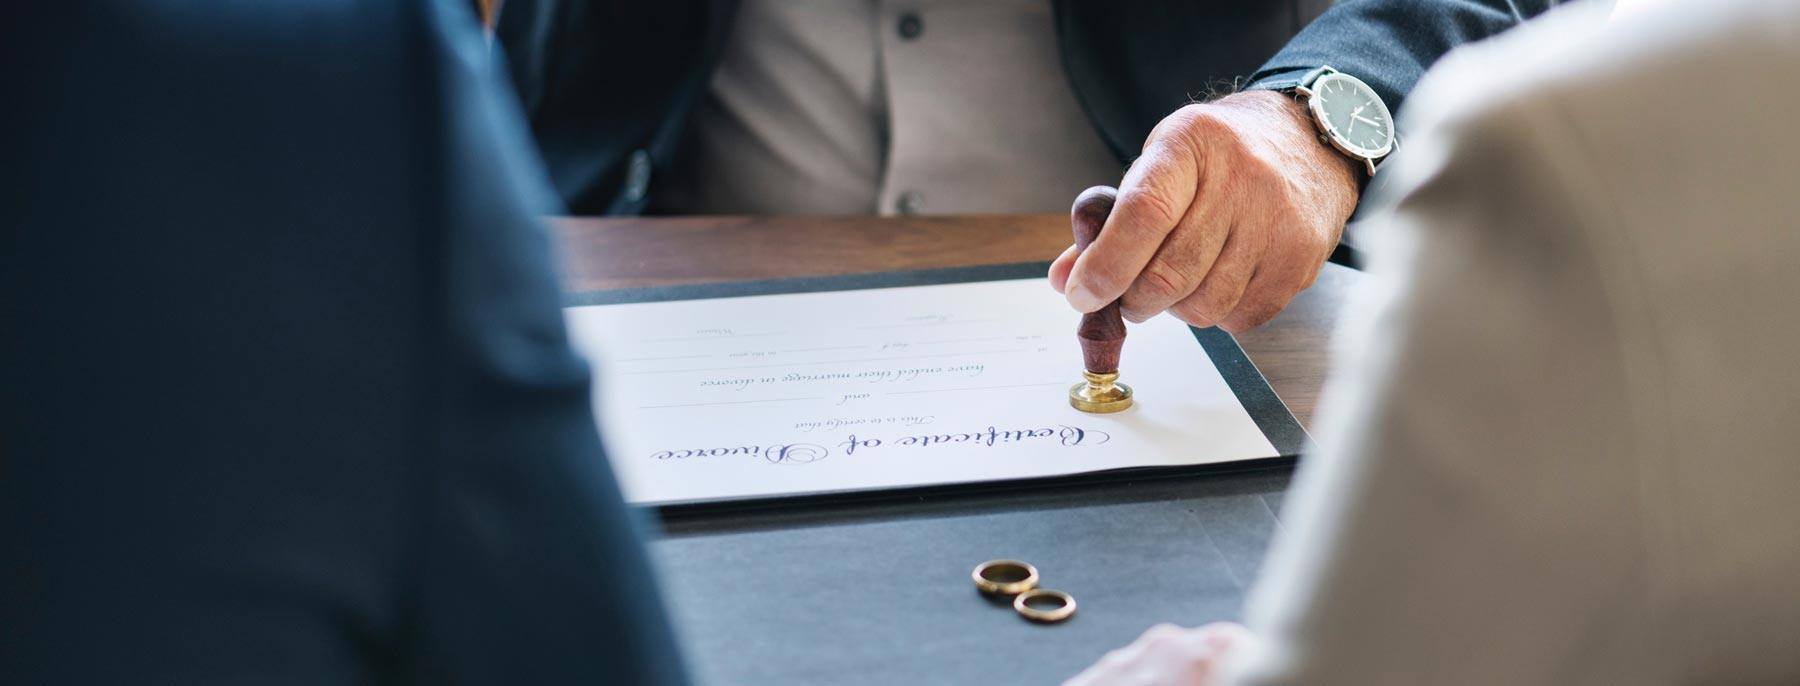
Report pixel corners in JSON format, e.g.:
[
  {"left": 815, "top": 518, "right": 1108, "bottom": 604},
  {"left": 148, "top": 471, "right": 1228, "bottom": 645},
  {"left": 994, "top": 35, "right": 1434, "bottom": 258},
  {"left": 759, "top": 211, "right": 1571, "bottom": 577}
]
[
  {"left": 402, "top": 3, "right": 687, "bottom": 682},
  {"left": 1248, "top": 0, "right": 1568, "bottom": 116},
  {"left": 494, "top": 0, "right": 734, "bottom": 215}
]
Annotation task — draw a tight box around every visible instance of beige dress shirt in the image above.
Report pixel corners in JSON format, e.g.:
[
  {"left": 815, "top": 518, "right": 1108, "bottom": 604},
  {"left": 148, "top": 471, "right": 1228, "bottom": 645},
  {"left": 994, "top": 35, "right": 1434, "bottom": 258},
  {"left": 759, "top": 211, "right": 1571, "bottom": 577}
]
[
  {"left": 655, "top": 0, "right": 1124, "bottom": 216},
  {"left": 1226, "top": 1, "right": 1800, "bottom": 683}
]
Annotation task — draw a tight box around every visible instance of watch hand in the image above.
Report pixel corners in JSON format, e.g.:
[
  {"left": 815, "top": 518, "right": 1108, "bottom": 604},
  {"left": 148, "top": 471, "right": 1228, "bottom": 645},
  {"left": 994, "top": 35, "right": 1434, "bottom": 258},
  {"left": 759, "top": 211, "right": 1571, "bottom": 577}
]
[
  {"left": 1353, "top": 113, "right": 1384, "bottom": 128},
  {"left": 1344, "top": 103, "right": 1369, "bottom": 134}
]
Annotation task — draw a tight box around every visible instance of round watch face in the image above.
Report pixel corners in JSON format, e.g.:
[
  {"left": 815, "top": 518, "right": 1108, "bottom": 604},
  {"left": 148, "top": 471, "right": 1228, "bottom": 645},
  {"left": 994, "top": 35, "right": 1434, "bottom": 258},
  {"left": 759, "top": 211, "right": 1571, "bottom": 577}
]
[{"left": 1309, "top": 72, "right": 1395, "bottom": 159}]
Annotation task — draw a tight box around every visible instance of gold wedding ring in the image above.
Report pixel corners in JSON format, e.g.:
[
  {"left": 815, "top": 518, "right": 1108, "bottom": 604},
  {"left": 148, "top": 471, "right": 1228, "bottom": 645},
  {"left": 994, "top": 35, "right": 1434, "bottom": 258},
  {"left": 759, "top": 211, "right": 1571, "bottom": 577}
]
[
  {"left": 972, "top": 559, "right": 1039, "bottom": 596},
  {"left": 1013, "top": 588, "right": 1077, "bottom": 623}
]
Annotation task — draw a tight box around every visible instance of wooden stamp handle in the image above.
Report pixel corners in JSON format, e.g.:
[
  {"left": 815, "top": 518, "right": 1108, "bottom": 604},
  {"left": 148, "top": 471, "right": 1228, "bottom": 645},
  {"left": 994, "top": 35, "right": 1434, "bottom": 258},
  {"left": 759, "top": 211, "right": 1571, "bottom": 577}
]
[{"left": 1071, "top": 186, "right": 1124, "bottom": 375}]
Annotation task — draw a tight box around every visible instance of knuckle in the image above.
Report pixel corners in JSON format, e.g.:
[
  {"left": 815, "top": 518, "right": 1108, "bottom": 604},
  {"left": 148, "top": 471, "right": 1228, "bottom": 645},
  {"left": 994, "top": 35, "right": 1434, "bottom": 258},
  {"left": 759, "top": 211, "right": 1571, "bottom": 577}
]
[
  {"left": 1209, "top": 259, "right": 1254, "bottom": 294},
  {"left": 1299, "top": 230, "right": 1335, "bottom": 263},
  {"left": 1147, "top": 104, "right": 1205, "bottom": 144},
  {"left": 1179, "top": 279, "right": 1247, "bottom": 327},
  {"left": 1116, "top": 185, "right": 1184, "bottom": 235},
  {"left": 1133, "top": 259, "right": 1191, "bottom": 303},
  {"left": 1142, "top": 623, "right": 1184, "bottom": 643},
  {"left": 1224, "top": 300, "right": 1286, "bottom": 332},
  {"left": 1284, "top": 248, "right": 1329, "bottom": 290},
  {"left": 1142, "top": 634, "right": 1181, "bottom": 650},
  {"left": 1094, "top": 647, "right": 1139, "bottom": 673},
  {"left": 1274, "top": 244, "right": 1327, "bottom": 285},
  {"left": 1240, "top": 222, "right": 1279, "bottom": 258},
  {"left": 1171, "top": 299, "right": 1221, "bottom": 329},
  {"left": 1176, "top": 106, "right": 1231, "bottom": 137},
  {"left": 1302, "top": 265, "right": 1324, "bottom": 290},
  {"left": 1199, "top": 622, "right": 1252, "bottom": 647}
]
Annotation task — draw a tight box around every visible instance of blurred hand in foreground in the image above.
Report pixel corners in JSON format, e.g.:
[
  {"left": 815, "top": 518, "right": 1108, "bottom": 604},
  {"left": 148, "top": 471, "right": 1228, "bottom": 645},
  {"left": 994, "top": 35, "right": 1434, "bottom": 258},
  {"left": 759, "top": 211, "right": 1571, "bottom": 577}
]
[{"left": 1063, "top": 622, "right": 1251, "bottom": 686}]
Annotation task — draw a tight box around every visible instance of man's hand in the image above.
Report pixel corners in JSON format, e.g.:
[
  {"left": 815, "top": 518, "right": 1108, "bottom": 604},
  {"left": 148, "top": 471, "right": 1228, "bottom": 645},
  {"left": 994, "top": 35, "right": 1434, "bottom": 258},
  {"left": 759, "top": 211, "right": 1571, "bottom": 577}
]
[
  {"left": 1049, "top": 90, "right": 1361, "bottom": 331},
  {"left": 1063, "top": 622, "right": 1252, "bottom": 686}
]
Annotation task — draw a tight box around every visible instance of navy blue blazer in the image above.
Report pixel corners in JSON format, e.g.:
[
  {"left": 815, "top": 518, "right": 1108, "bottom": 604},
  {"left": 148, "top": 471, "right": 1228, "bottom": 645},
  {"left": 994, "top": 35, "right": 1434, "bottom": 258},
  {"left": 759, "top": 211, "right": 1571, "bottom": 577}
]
[
  {"left": 2, "top": 1, "right": 684, "bottom": 683},
  {"left": 496, "top": 0, "right": 1559, "bottom": 216}
]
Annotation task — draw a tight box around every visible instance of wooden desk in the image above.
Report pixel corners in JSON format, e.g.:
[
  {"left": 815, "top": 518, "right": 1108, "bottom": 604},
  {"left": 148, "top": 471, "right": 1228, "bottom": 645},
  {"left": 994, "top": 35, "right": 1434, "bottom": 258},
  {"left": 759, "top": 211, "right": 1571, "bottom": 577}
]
[
  {"left": 551, "top": 214, "right": 1362, "bottom": 685},
  {"left": 553, "top": 214, "right": 1357, "bottom": 428}
]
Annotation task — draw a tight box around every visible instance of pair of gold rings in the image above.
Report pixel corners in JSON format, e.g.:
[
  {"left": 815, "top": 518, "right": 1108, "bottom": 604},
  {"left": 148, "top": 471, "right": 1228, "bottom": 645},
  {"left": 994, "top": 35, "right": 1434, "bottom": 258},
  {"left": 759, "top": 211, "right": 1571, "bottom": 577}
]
[{"left": 971, "top": 559, "right": 1077, "bottom": 623}]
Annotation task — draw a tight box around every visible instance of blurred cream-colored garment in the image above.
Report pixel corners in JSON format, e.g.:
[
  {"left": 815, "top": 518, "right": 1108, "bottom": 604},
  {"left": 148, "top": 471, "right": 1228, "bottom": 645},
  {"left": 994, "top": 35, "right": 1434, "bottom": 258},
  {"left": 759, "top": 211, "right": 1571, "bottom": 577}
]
[
  {"left": 654, "top": 0, "right": 1122, "bottom": 216},
  {"left": 1230, "top": 1, "right": 1800, "bottom": 683}
]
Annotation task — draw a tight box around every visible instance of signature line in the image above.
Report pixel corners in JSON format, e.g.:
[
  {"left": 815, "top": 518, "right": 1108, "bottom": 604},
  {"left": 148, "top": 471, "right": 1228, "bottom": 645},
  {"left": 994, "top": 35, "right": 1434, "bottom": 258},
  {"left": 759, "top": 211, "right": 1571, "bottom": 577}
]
[
  {"left": 641, "top": 331, "right": 788, "bottom": 342},
  {"left": 886, "top": 382, "right": 1067, "bottom": 396},
  {"left": 855, "top": 318, "right": 1001, "bottom": 330},
  {"left": 621, "top": 349, "right": 1029, "bottom": 375},
  {"left": 912, "top": 336, "right": 1008, "bottom": 345},
  {"left": 618, "top": 354, "right": 714, "bottom": 362},
  {"left": 637, "top": 396, "right": 825, "bottom": 410}
]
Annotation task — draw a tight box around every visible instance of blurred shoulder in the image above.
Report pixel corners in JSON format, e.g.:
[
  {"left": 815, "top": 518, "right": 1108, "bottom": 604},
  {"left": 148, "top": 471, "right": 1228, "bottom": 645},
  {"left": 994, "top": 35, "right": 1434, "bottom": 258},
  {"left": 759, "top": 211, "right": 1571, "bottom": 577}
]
[
  {"left": 1377, "top": 0, "right": 1800, "bottom": 269},
  {"left": 57, "top": 0, "right": 487, "bottom": 73},
  {"left": 1404, "top": 0, "right": 1800, "bottom": 144}
]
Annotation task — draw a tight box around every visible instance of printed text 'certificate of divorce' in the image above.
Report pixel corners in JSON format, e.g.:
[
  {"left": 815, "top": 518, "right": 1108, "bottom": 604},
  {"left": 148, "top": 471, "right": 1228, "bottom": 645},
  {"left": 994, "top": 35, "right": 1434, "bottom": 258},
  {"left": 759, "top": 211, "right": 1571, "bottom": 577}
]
[{"left": 564, "top": 278, "right": 1279, "bottom": 506}]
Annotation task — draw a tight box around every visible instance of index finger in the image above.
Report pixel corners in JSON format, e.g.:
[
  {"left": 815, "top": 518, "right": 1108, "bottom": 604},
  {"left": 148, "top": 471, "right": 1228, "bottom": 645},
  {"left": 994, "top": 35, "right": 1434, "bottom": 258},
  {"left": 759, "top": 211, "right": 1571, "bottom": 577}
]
[{"left": 1065, "top": 141, "right": 1197, "bottom": 313}]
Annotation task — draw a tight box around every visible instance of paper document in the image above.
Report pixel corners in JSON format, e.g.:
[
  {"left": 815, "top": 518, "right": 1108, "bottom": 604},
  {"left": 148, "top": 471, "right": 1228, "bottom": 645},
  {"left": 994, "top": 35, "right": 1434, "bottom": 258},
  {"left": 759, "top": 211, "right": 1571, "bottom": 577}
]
[{"left": 564, "top": 278, "right": 1279, "bottom": 506}]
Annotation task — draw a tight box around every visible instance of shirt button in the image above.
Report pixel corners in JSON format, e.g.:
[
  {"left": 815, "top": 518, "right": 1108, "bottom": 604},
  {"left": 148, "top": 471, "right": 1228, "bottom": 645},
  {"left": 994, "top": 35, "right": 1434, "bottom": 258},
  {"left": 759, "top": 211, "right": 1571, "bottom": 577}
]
[
  {"left": 896, "top": 13, "right": 923, "bottom": 40},
  {"left": 896, "top": 191, "right": 925, "bottom": 215},
  {"left": 624, "top": 149, "right": 652, "bottom": 203}
]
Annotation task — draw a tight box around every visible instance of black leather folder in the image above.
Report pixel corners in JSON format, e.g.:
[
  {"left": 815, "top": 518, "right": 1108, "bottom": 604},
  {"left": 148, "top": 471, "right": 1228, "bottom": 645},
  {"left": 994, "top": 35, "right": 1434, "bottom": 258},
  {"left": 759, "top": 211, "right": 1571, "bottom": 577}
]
[{"left": 568, "top": 261, "right": 1308, "bottom": 518}]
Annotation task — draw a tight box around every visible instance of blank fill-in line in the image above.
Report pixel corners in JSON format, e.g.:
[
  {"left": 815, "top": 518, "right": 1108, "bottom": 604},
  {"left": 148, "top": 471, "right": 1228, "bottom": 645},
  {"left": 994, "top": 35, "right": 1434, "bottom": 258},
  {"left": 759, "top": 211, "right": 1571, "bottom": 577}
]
[
  {"left": 911, "top": 336, "right": 1007, "bottom": 345},
  {"left": 620, "top": 349, "right": 1029, "bottom": 376},
  {"left": 885, "top": 382, "right": 1066, "bottom": 396},
  {"left": 637, "top": 396, "right": 825, "bottom": 410},
  {"left": 617, "top": 354, "right": 714, "bottom": 362},
  {"left": 777, "top": 345, "right": 868, "bottom": 353},
  {"left": 855, "top": 318, "right": 1000, "bottom": 330},
  {"left": 641, "top": 331, "right": 788, "bottom": 343}
]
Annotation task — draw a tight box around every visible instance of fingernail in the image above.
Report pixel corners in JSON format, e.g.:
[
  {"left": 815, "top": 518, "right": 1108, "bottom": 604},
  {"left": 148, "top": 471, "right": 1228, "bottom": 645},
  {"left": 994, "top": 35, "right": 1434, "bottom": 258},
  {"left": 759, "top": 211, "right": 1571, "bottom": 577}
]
[{"left": 1067, "top": 281, "right": 1105, "bottom": 312}]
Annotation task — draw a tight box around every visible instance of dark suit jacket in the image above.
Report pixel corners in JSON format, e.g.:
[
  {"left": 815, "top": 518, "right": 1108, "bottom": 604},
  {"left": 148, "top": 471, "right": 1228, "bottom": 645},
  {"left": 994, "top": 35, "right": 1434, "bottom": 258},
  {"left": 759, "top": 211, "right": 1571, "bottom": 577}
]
[
  {"left": 2, "top": 2, "right": 684, "bottom": 683},
  {"left": 497, "top": 0, "right": 1560, "bottom": 216}
]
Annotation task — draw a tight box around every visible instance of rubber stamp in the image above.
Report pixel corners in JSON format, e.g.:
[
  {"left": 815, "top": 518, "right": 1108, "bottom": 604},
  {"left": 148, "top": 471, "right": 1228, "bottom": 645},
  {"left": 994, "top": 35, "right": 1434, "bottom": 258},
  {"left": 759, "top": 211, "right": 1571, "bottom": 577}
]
[{"left": 1068, "top": 186, "right": 1134, "bottom": 413}]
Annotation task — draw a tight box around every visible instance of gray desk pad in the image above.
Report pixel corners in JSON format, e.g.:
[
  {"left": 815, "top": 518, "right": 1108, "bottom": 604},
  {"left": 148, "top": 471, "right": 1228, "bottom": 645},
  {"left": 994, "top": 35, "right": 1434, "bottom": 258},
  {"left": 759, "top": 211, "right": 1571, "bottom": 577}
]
[
  {"left": 581, "top": 263, "right": 1305, "bottom": 683},
  {"left": 651, "top": 467, "right": 1294, "bottom": 684}
]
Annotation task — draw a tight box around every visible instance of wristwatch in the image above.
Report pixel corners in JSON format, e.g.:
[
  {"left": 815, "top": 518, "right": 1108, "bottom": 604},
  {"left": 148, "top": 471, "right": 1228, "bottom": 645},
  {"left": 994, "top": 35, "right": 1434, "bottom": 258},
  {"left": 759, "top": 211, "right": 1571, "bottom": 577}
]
[{"left": 1291, "top": 65, "right": 1396, "bottom": 176}]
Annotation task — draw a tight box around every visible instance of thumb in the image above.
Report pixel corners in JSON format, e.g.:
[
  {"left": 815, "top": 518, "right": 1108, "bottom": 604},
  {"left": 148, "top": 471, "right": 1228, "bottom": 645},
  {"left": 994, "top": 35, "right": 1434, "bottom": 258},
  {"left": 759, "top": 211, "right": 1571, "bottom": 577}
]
[{"left": 1048, "top": 243, "right": 1079, "bottom": 293}]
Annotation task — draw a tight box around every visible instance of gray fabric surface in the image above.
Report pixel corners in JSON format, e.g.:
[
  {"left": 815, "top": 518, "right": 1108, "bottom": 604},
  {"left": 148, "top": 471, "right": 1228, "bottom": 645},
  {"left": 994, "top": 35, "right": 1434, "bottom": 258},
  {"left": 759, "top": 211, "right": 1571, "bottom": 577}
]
[{"left": 653, "top": 469, "right": 1292, "bottom": 684}]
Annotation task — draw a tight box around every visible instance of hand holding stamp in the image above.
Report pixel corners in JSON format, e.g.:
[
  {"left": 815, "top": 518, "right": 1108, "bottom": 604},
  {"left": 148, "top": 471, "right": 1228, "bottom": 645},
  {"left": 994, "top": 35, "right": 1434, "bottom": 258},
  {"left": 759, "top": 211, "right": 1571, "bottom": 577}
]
[{"left": 1068, "top": 186, "right": 1134, "bottom": 413}]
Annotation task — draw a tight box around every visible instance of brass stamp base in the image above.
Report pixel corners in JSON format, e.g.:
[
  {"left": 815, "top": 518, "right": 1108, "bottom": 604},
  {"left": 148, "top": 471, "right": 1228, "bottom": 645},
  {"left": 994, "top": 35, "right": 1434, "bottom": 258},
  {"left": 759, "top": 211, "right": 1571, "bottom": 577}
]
[{"left": 1069, "top": 371, "right": 1133, "bottom": 413}]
